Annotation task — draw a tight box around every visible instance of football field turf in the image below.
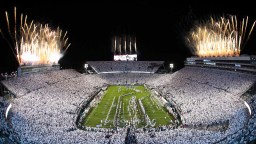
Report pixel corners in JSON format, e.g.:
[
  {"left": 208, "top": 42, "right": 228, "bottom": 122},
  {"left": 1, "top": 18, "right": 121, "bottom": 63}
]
[{"left": 82, "top": 85, "right": 174, "bottom": 128}]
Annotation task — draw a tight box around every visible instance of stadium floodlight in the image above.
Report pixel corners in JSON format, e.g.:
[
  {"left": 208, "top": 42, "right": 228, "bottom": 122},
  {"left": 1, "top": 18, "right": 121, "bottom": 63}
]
[
  {"left": 84, "top": 64, "right": 88, "bottom": 69},
  {"left": 84, "top": 64, "right": 88, "bottom": 74},
  {"left": 170, "top": 64, "right": 174, "bottom": 73}
]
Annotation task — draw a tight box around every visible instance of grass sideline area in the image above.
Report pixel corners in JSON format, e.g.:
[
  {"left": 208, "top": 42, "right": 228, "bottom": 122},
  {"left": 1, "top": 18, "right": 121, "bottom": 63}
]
[{"left": 82, "top": 85, "right": 174, "bottom": 128}]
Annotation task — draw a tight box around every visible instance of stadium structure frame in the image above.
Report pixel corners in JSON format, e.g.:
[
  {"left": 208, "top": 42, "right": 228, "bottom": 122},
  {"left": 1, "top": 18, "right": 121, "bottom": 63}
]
[
  {"left": 185, "top": 55, "right": 256, "bottom": 74},
  {"left": 17, "top": 64, "right": 60, "bottom": 76}
]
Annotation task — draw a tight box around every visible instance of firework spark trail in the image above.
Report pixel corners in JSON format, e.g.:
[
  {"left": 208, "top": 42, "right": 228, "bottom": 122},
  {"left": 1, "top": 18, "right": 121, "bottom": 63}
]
[
  {"left": 2, "top": 12, "right": 19, "bottom": 63},
  {"left": 115, "top": 36, "right": 117, "bottom": 54},
  {"left": 2, "top": 7, "right": 70, "bottom": 65},
  {"left": 124, "top": 35, "right": 126, "bottom": 54},
  {"left": 135, "top": 37, "right": 137, "bottom": 53},
  {"left": 119, "top": 37, "right": 122, "bottom": 55},
  {"left": 113, "top": 35, "right": 137, "bottom": 55},
  {"left": 130, "top": 37, "right": 132, "bottom": 54},
  {"left": 186, "top": 15, "right": 256, "bottom": 57}
]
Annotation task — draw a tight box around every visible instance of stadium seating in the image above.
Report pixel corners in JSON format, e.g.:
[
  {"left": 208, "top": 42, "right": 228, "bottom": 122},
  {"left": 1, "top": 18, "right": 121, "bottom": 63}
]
[{"left": 0, "top": 66, "right": 256, "bottom": 143}]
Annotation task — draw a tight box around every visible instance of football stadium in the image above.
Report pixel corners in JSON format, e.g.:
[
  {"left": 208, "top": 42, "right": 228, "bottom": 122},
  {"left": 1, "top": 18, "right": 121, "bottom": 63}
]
[
  {"left": 1, "top": 2, "right": 256, "bottom": 144},
  {"left": 1, "top": 60, "right": 256, "bottom": 143}
]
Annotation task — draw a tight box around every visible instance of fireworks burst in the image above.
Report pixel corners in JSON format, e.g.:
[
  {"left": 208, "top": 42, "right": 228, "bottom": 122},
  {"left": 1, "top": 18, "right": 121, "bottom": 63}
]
[
  {"left": 186, "top": 15, "right": 256, "bottom": 57},
  {"left": 1, "top": 7, "right": 70, "bottom": 65}
]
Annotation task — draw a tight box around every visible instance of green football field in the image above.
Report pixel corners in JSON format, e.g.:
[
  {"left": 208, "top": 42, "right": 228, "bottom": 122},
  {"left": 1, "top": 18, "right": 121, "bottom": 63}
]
[{"left": 82, "top": 85, "right": 174, "bottom": 128}]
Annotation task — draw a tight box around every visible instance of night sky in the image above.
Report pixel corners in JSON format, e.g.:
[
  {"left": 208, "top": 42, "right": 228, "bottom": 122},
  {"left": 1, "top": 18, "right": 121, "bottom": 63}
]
[{"left": 1, "top": 0, "right": 256, "bottom": 72}]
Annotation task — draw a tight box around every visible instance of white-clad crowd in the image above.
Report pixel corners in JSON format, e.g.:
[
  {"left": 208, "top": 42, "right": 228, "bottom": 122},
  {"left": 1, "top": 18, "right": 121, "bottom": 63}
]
[
  {"left": 0, "top": 66, "right": 255, "bottom": 143},
  {"left": 2, "top": 69, "right": 81, "bottom": 97}
]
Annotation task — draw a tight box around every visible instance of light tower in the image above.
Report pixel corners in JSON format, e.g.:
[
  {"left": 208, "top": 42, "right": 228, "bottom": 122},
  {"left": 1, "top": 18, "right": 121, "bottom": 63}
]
[
  {"left": 84, "top": 64, "right": 88, "bottom": 74},
  {"left": 169, "top": 63, "right": 174, "bottom": 73}
]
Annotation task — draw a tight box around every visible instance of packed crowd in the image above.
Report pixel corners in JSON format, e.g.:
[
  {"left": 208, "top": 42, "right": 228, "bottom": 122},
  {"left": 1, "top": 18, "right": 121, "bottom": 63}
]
[
  {"left": 147, "top": 67, "right": 255, "bottom": 127},
  {"left": 0, "top": 66, "right": 255, "bottom": 143},
  {"left": 0, "top": 71, "right": 17, "bottom": 80},
  {"left": 2, "top": 69, "right": 81, "bottom": 97}
]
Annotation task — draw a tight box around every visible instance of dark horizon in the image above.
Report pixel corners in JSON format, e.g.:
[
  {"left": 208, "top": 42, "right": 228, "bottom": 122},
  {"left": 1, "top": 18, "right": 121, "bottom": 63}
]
[{"left": 1, "top": 0, "right": 256, "bottom": 73}]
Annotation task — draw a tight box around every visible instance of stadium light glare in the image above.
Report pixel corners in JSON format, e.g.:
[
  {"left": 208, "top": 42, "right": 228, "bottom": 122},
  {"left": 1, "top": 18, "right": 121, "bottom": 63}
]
[
  {"left": 244, "top": 101, "right": 251, "bottom": 116},
  {"left": 84, "top": 64, "right": 88, "bottom": 69},
  {"left": 5, "top": 103, "right": 12, "bottom": 119},
  {"left": 170, "top": 64, "right": 174, "bottom": 73},
  {"left": 84, "top": 64, "right": 88, "bottom": 74}
]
